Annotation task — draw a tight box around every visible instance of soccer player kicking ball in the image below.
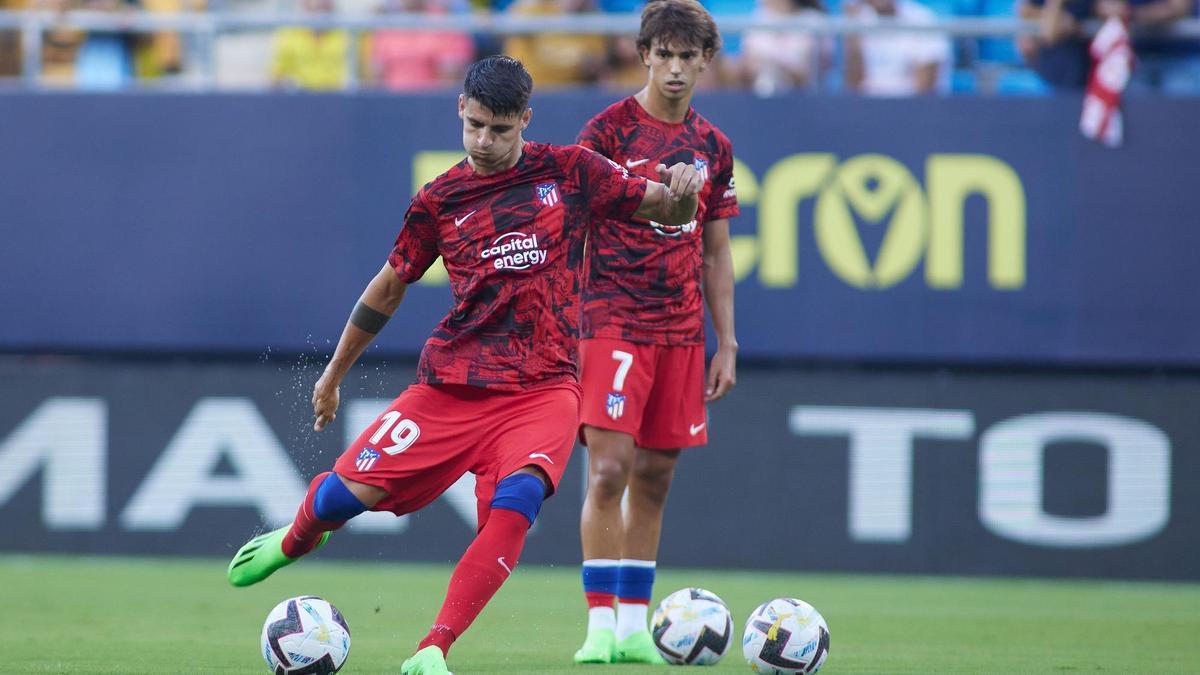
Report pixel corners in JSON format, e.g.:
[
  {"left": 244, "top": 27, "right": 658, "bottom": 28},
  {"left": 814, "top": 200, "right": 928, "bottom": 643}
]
[
  {"left": 225, "top": 55, "right": 703, "bottom": 675},
  {"left": 572, "top": 0, "right": 739, "bottom": 665}
]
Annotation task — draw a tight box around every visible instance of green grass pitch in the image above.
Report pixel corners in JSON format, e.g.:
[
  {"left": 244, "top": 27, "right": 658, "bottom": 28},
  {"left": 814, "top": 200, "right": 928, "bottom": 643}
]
[{"left": 5, "top": 555, "right": 1198, "bottom": 674}]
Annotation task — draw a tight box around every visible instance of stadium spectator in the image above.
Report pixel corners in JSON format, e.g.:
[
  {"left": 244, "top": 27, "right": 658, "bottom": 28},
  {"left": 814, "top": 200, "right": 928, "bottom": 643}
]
[
  {"left": 366, "top": 0, "right": 475, "bottom": 91},
  {"left": 1096, "top": 0, "right": 1200, "bottom": 93},
  {"left": 740, "top": 0, "right": 831, "bottom": 94},
  {"left": 702, "top": 0, "right": 755, "bottom": 85},
  {"left": 33, "top": 0, "right": 86, "bottom": 86},
  {"left": 502, "top": 0, "right": 609, "bottom": 87},
  {"left": 843, "top": 0, "right": 953, "bottom": 95},
  {"left": 135, "top": 0, "right": 199, "bottom": 81},
  {"left": 73, "top": 0, "right": 141, "bottom": 90},
  {"left": 226, "top": 54, "right": 703, "bottom": 675},
  {"left": 1017, "top": 0, "right": 1095, "bottom": 89},
  {"left": 0, "top": 0, "right": 25, "bottom": 77},
  {"left": 270, "top": 0, "right": 352, "bottom": 91},
  {"left": 602, "top": 35, "right": 652, "bottom": 89}
]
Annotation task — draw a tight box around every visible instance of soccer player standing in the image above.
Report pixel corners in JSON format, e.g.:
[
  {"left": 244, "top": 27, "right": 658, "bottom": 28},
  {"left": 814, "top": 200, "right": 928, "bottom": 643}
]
[
  {"left": 225, "top": 55, "right": 702, "bottom": 675},
  {"left": 572, "top": 0, "right": 739, "bottom": 665}
]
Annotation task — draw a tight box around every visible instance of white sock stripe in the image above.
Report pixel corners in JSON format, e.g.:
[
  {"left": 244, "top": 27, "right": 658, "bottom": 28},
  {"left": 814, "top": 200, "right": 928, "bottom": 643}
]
[
  {"left": 615, "top": 601, "right": 649, "bottom": 641},
  {"left": 586, "top": 606, "right": 617, "bottom": 633},
  {"left": 618, "top": 559, "right": 657, "bottom": 569},
  {"left": 582, "top": 558, "right": 621, "bottom": 568}
]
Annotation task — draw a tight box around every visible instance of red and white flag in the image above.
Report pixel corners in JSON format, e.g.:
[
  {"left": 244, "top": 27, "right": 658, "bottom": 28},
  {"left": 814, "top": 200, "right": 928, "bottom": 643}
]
[{"left": 1080, "top": 17, "right": 1134, "bottom": 147}]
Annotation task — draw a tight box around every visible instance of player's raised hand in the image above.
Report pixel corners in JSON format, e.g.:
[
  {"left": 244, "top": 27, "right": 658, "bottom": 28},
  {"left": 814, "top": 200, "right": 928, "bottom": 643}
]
[
  {"left": 311, "top": 372, "right": 341, "bottom": 432},
  {"left": 656, "top": 162, "right": 703, "bottom": 202}
]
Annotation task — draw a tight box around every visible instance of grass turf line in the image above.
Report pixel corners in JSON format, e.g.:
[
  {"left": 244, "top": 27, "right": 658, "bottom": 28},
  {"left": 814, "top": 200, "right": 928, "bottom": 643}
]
[{"left": 4, "top": 555, "right": 1199, "bottom": 674}]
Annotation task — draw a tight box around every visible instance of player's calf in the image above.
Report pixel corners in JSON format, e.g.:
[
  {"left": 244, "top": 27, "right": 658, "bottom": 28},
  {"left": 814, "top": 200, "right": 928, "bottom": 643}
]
[{"left": 414, "top": 472, "right": 546, "bottom": 658}]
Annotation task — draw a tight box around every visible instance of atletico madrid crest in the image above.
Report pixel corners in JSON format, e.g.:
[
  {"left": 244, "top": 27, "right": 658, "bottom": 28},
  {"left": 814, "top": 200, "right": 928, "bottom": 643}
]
[
  {"left": 693, "top": 158, "right": 709, "bottom": 182},
  {"left": 606, "top": 392, "right": 626, "bottom": 420},
  {"left": 536, "top": 182, "right": 560, "bottom": 207},
  {"left": 355, "top": 447, "right": 380, "bottom": 472}
]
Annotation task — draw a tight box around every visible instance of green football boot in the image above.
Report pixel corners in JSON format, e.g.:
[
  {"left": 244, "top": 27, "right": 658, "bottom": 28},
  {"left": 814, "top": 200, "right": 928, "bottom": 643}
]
[
  {"left": 226, "top": 525, "right": 330, "bottom": 587},
  {"left": 615, "top": 630, "right": 667, "bottom": 665},
  {"left": 572, "top": 627, "right": 616, "bottom": 664},
  {"left": 401, "top": 645, "right": 453, "bottom": 675}
]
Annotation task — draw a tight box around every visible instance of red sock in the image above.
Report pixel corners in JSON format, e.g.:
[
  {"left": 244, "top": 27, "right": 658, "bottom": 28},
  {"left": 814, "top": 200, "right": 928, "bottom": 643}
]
[
  {"left": 281, "top": 472, "right": 347, "bottom": 559},
  {"left": 417, "top": 508, "right": 530, "bottom": 656},
  {"left": 586, "top": 592, "right": 616, "bottom": 610}
]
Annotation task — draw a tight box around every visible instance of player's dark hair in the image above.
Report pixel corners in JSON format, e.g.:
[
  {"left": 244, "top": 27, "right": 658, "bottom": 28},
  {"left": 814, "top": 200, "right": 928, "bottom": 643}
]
[
  {"left": 637, "top": 0, "right": 721, "bottom": 55},
  {"left": 462, "top": 56, "right": 533, "bottom": 117}
]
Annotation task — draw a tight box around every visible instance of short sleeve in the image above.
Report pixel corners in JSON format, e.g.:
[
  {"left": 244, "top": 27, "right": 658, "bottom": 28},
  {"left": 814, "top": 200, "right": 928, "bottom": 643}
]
[
  {"left": 916, "top": 32, "right": 952, "bottom": 66},
  {"left": 908, "top": 6, "right": 952, "bottom": 65},
  {"left": 576, "top": 114, "right": 608, "bottom": 154},
  {"left": 706, "top": 136, "right": 741, "bottom": 222},
  {"left": 571, "top": 145, "right": 648, "bottom": 223},
  {"left": 388, "top": 191, "right": 440, "bottom": 283}
]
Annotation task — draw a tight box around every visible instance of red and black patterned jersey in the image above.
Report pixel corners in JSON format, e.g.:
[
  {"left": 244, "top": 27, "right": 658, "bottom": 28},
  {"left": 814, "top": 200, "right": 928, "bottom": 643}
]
[
  {"left": 578, "top": 96, "right": 739, "bottom": 345},
  {"left": 388, "top": 141, "right": 647, "bottom": 391}
]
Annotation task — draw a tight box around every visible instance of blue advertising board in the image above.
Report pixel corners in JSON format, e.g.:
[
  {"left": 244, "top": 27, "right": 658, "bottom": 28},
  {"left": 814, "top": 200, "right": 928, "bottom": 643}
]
[
  {"left": 2, "top": 93, "right": 1199, "bottom": 365},
  {"left": 2, "top": 357, "right": 1196, "bottom": 579}
]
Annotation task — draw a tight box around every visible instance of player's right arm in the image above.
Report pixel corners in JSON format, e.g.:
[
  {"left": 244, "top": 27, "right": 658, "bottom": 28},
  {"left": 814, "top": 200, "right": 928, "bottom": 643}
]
[
  {"left": 312, "top": 264, "right": 409, "bottom": 431},
  {"left": 313, "top": 190, "right": 440, "bottom": 431}
]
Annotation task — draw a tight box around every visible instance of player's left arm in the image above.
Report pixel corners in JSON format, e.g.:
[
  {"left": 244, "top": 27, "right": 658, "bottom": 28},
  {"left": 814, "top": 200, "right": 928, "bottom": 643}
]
[
  {"left": 702, "top": 218, "right": 738, "bottom": 402},
  {"left": 577, "top": 146, "right": 698, "bottom": 228},
  {"left": 632, "top": 162, "right": 703, "bottom": 227}
]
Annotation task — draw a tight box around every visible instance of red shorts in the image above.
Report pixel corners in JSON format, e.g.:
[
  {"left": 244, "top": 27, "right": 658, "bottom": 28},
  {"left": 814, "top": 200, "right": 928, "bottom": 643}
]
[
  {"left": 579, "top": 337, "right": 708, "bottom": 449},
  {"left": 333, "top": 383, "right": 580, "bottom": 524}
]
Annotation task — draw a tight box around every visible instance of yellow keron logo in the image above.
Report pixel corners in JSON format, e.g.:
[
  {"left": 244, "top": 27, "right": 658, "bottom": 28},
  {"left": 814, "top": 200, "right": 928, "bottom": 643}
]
[{"left": 410, "top": 151, "right": 1026, "bottom": 290}]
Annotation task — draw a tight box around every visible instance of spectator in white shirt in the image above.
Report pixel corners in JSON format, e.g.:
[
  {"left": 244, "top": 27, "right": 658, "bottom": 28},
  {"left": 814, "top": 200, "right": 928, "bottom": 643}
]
[
  {"left": 741, "top": 0, "right": 833, "bottom": 95},
  {"left": 844, "top": 0, "right": 952, "bottom": 96}
]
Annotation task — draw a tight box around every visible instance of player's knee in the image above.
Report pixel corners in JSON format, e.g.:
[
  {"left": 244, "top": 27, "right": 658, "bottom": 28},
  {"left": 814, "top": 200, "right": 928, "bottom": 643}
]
[
  {"left": 313, "top": 472, "right": 368, "bottom": 522},
  {"left": 588, "top": 457, "right": 631, "bottom": 501},
  {"left": 630, "top": 459, "right": 678, "bottom": 505},
  {"left": 632, "top": 462, "right": 676, "bottom": 491},
  {"left": 631, "top": 478, "right": 672, "bottom": 508},
  {"left": 490, "top": 473, "right": 546, "bottom": 527}
]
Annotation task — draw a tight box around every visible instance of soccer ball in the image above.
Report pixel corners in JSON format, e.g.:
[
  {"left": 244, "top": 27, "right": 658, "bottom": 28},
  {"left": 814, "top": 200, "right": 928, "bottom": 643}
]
[
  {"left": 651, "top": 587, "right": 734, "bottom": 665},
  {"left": 742, "top": 598, "right": 829, "bottom": 674},
  {"left": 260, "top": 596, "right": 351, "bottom": 674}
]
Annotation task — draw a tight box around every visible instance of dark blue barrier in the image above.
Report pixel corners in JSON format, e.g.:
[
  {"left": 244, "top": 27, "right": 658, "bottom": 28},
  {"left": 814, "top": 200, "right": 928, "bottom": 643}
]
[
  {"left": 3, "top": 93, "right": 1200, "bottom": 365},
  {"left": 1, "top": 357, "right": 1195, "bottom": 579}
]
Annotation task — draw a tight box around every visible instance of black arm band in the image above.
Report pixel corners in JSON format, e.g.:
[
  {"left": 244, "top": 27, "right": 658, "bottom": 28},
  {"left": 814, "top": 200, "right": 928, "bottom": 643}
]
[{"left": 350, "top": 301, "right": 390, "bottom": 334}]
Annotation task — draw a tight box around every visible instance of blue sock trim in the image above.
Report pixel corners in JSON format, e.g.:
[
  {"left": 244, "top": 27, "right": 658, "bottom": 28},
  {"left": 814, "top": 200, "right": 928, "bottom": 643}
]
[
  {"left": 490, "top": 473, "right": 545, "bottom": 526},
  {"left": 582, "top": 563, "right": 619, "bottom": 595},
  {"left": 313, "top": 473, "right": 367, "bottom": 522},
  {"left": 617, "top": 564, "right": 655, "bottom": 602}
]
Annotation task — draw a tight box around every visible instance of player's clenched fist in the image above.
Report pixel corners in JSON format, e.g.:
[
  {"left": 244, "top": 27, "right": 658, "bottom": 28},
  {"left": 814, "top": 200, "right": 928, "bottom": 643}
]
[
  {"left": 311, "top": 374, "right": 340, "bottom": 432},
  {"left": 656, "top": 162, "right": 703, "bottom": 202}
]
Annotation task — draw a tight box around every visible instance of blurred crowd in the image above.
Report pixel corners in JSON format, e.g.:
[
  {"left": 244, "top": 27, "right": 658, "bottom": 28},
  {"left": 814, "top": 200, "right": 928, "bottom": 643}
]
[{"left": 0, "top": 0, "right": 1197, "bottom": 93}]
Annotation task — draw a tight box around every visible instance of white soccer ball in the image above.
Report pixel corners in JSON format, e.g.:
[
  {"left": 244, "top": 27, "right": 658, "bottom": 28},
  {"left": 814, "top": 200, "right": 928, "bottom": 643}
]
[
  {"left": 651, "top": 587, "right": 734, "bottom": 665},
  {"left": 742, "top": 598, "right": 829, "bottom": 674},
  {"left": 260, "top": 596, "right": 351, "bottom": 674}
]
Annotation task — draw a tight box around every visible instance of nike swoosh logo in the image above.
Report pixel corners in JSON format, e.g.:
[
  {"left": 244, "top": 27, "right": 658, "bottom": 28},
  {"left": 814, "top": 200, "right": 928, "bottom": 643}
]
[
  {"left": 625, "top": 158, "right": 651, "bottom": 168},
  {"left": 529, "top": 452, "right": 554, "bottom": 464},
  {"left": 689, "top": 423, "right": 706, "bottom": 436},
  {"left": 454, "top": 210, "right": 477, "bottom": 227},
  {"left": 497, "top": 556, "right": 511, "bottom": 574}
]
